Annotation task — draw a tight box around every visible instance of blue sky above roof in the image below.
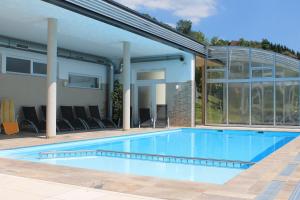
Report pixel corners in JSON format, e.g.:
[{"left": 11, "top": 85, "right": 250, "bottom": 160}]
[{"left": 116, "top": 0, "right": 300, "bottom": 51}]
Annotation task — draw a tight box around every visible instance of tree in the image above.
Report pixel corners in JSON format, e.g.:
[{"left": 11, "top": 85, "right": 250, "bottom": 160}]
[
  {"left": 176, "top": 20, "right": 192, "bottom": 35},
  {"left": 261, "top": 39, "right": 271, "bottom": 50},
  {"left": 190, "top": 31, "right": 208, "bottom": 44},
  {"left": 112, "top": 80, "right": 123, "bottom": 124},
  {"left": 195, "top": 66, "right": 202, "bottom": 95},
  {"left": 210, "top": 37, "right": 219, "bottom": 46},
  {"left": 142, "top": 13, "right": 300, "bottom": 61}
]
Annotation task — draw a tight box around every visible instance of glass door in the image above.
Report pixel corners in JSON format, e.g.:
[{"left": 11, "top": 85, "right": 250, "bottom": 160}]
[{"left": 138, "top": 86, "right": 153, "bottom": 124}]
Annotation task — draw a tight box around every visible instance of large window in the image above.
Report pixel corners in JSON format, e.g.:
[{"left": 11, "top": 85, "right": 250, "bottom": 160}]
[
  {"left": 6, "top": 56, "right": 47, "bottom": 75},
  {"left": 6, "top": 57, "right": 31, "bottom": 74},
  {"left": 68, "top": 74, "right": 100, "bottom": 89},
  {"left": 205, "top": 47, "right": 300, "bottom": 126},
  {"left": 33, "top": 62, "right": 47, "bottom": 75}
]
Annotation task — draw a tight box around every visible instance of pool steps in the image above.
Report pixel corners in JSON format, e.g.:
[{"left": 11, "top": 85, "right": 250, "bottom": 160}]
[{"left": 39, "top": 149, "right": 255, "bottom": 169}]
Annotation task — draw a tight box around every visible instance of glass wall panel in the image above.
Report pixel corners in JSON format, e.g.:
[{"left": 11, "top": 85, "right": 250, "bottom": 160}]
[
  {"left": 251, "top": 50, "right": 274, "bottom": 78},
  {"left": 228, "top": 83, "right": 250, "bottom": 124},
  {"left": 207, "top": 70, "right": 224, "bottom": 79},
  {"left": 228, "top": 48, "right": 249, "bottom": 79},
  {"left": 251, "top": 83, "right": 274, "bottom": 125},
  {"left": 205, "top": 46, "right": 300, "bottom": 127},
  {"left": 206, "top": 83, "right": 226, "bottom": 124},
  {"left": 276, "top": 55, "right": 299, "bottom": 78},
  {"left": 276, "top": 82, "right": 300, "bottom": 126},
  {"left": 207, "top": 47, "right": 227, "bottom": 80}
]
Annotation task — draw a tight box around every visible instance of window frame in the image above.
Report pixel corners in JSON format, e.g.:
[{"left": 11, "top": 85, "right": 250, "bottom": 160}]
[
  {"left": 67, "top": 73, "right": 102, "bottom": 90},
  {"left": 5, "top": 54, "right": 47, "bottom": 77},
  {"left": 135, "top": 69, "right": 166, "bottom": 82}
]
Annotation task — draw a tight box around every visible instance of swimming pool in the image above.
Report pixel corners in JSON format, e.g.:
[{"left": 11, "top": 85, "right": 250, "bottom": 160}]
[{"left": 0, "top": 128, "right": 298, "bottom": 184}]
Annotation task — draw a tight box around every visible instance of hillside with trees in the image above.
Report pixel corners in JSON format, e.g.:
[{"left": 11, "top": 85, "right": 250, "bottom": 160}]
[
  {"left": 141, "top": 13, "right": 300, "bottom": 60},
  {"left": 175, "top": 19, "right": 300, "bottom": 60}
]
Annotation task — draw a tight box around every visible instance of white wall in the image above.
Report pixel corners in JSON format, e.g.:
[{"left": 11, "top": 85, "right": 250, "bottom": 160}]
[
  {"left": 131, "top": 52, "right": 195, "bottom": 83},
  {"left": 0, "top": 47, "right": 108, "bottom": 117},
  {"left": 0, "top": 47, "right": 108, "bottom": 83}
]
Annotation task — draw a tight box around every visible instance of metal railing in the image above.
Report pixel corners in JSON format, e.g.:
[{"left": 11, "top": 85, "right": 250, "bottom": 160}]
[{"left": 39, "top": 149, "right": 255, "bottom": 169}]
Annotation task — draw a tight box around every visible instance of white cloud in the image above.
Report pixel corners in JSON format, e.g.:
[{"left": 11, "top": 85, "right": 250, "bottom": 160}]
[{"left": 116, "top": 0, "right": 217, "bottom": 23}]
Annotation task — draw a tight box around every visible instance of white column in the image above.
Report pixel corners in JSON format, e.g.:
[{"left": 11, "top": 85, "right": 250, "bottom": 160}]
[
  {"left": 46, "top": 18, "right": 57, "bottom": 138},
  {"left": 123, "top": 42, "right": 131, "bottom": 130}
]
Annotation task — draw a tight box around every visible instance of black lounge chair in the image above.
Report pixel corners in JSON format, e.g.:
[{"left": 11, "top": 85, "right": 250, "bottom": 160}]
[
  {"left": 60, "top": 106, "right": 87, "bottom": 130},
  {"left": 40, "top": 106, "right": 73, "bottom": 132},
  {"left": 88, "top": 105, "right": 117, "bottom": 128},
  {"left": 155, "top": 105, "right": 169, "bottom": 128},
  {"left": 74, "top": 106, "right": 102, "bottom": 129},
  {"left": 139, "top": 108, "right": 153, "bottom": 128},
  {"left": 20, "top": 106, "right": 46, "bottom": 133}
]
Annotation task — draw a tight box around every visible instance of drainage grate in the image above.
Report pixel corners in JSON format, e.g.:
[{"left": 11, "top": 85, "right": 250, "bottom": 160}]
[{"left": 39, "top": 149, "right": 255, "bottom": 169}]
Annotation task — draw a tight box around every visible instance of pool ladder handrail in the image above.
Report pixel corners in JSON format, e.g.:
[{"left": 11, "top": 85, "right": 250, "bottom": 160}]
[{"left": 39, "top": 149, "right": 256, "bottom": 169}]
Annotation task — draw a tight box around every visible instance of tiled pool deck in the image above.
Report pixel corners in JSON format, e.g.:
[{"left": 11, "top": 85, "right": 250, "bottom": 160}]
[{"left": 0, "top": 127, "right": 299, "bottom": 200}]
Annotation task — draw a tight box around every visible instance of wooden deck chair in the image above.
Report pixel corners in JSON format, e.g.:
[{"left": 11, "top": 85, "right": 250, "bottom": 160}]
[{"left": 0, "top": 98, "right": 19, "bottom": 135}]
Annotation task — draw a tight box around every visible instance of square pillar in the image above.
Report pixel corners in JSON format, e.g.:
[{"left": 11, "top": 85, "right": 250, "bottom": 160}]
[
  {"left": 122, "top": 42, "right": 131, "bottom": 130},
  {"left": 46, "top": 18, "right": 58, "bottom": 138}
]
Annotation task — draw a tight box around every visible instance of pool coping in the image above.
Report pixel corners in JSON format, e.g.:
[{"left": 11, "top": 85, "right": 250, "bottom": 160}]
[{"left": 0, "top": 127, "right": 299, "bottom": 199}]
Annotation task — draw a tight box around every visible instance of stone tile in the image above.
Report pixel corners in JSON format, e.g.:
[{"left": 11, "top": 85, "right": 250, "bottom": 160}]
[{"left": 0, "top": 187, "right": 46, "bottom": 200}]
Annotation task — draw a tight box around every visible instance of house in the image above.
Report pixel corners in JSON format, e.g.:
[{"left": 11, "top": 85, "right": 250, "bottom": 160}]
[{"left": 0, "top": 0, "right": 205, "bottom": 137}]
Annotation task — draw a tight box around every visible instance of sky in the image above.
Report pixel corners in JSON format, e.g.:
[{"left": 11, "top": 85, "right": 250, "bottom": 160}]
[{"left": 116, "top": 0, "right": 300, "bottom": 52}]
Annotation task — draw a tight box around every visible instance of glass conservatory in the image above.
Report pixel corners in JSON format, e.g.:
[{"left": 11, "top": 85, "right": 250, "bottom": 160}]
[{"left": 205, "top": 46, "right": 300, "bottom": 126}]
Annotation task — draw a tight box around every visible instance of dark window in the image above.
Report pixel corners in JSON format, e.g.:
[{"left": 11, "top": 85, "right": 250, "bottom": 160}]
[
  {"left": 68, "top": 74, "right": 99, "bottom": 89},
  {"left": 6, "top": 57, "right": 30, "bottom": 73},
  {"left": 33, "top": 62, "right": 47, "bottom": 75}
]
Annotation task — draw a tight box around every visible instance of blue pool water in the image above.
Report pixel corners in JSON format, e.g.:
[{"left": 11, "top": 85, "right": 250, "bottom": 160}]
[{"left": 0, "top": 128, "right": 298, "bottom": 184}]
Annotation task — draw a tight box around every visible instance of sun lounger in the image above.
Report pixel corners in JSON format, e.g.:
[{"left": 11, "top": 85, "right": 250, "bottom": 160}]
[
  {"left": 20, "top": 106, "right": 46, "bottom": 133},
  {"left": 154, "top": 105, "right": 169, "bottom": 128},
  {"left": 139, "top": 108, "right": 153, "bottom": 128},
  {"left": 74, "top": 106, "right": 102, "bottom": 129},
  {"left": 88, "top": 105, "right": 117, "bottom": 128},
  {"left": 40, "top": 106, "right": 74, "bottom": 132},
  {"left": 60, "top": 106, "right": 87, "bottom": 130}
]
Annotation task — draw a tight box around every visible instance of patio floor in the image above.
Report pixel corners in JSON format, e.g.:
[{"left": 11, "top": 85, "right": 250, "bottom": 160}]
[{"left": 0, "top": 127, "right": 299, "bottom": 200}]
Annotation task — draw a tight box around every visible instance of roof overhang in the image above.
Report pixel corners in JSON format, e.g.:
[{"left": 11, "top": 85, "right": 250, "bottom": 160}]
[
  {"left": 0, "top": 0, "right": 205, "bottom": 60},
  {"left": 43, "top": 0, "right": 206, "bottom": 55}
]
